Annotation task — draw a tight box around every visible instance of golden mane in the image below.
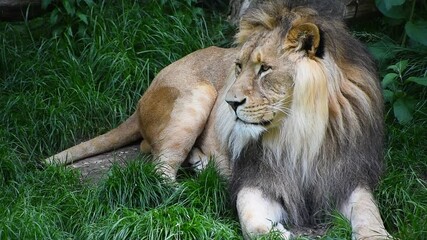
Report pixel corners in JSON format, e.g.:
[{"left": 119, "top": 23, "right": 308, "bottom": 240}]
[
  {"left": 233, "top": 0, "right": 383, "bottom": 143},
  {"left": 228, "top": 0, "right": 384, "bottom": 227}
]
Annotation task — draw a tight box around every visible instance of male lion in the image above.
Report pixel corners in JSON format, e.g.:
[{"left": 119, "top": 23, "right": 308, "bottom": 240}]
[{"left": 46, "top": 0, "right": 390, "bottom": 239}]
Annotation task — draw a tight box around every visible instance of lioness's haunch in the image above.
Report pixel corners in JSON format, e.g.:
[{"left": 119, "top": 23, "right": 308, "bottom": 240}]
[{"left": 46, "top": 0, "right": 390, "bottom": 239}]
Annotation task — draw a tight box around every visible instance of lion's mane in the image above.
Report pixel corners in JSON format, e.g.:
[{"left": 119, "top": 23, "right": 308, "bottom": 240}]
[{"left": 228, "top": 0, "right": 384, "bottom": 226}]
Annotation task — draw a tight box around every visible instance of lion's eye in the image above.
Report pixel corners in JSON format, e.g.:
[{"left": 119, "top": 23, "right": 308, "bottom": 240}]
[
  {"left": 258, "top": 64, "right": 272, "bottom": 75},
  {"left": 235, "top": 62, "right": 242, "bottom": 75}
]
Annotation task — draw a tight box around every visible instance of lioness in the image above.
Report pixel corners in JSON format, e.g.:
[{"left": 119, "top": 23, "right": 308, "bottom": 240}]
[{"left": 46, "top": 0, "right": 390, "bottom": 239}]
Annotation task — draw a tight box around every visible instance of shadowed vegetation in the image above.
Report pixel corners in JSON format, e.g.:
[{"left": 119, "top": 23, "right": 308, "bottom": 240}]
[{"left": 1, "top": 0, "right": 426, "bottom": 239}]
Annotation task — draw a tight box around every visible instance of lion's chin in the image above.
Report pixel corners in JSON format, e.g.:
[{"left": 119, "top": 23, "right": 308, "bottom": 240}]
[
  {"left": 236, "top": 117, "right": 272, "bottom": 127},
  {"left": 235, "top": 119, "right": 267, "bottom": 132},
  {"left": 228, "top": 120, "right": 266, "bottom": 159}
]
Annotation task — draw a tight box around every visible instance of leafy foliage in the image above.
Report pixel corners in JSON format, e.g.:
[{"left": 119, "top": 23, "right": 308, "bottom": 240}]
[
  {"left": 368, "top": 0, "right": 427, "bottom": 124},
  {"left": 375, "top": 0, "right": 427, "bottom": 46},
  {"left": 381, "top": 60, "right": 426, "bottom": 123},
  {"left": 42, "top": 0, "right": 94, "bottom": 37},
  {"left": 405, "top": 20, "right": 427, "bottom": 46}
]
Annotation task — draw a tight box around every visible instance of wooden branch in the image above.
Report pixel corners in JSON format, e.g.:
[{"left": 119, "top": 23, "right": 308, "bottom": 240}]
[
  {"left": 0, "top": 0, "right": 43, "bottom": 21},
  {"left": 343, "top": 0, "right": 377, "bottom": 19},
  {"left": 0, "top": 0, "right": 39, "bottom": 7}
]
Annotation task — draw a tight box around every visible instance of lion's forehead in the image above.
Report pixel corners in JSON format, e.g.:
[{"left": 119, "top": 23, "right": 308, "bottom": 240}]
[{"left": 239, "top": 31, "right": 283, "bottom": 64}]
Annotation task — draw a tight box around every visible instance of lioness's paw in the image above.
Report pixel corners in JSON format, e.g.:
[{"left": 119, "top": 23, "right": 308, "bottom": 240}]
[
  {"left": 43, "top": 156, "right": 63, "bottom": 166},
  {"left": 272, "top": 223, "right": 293, "bottom": 240},
  {"left": 188, "top": 148, "right": 208, "bottom": 172},
  {"left": 43, "top": 157, "right": 54, "bottom": 165}
]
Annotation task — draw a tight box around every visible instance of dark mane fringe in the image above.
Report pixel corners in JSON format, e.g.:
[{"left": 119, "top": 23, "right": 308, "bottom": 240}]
[{"left": 235, "top": 0, "right": 346, "bottom": 44}]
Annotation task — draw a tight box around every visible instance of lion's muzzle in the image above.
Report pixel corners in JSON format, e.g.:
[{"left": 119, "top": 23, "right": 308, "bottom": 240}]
[{"left": 226, "top": 98, "right": 246, "bottom": 112}]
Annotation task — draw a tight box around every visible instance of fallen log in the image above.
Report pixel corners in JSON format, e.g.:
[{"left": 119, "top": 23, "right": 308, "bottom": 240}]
[{"left": 0, "top": 0, "right": 45, "bottom": 21}]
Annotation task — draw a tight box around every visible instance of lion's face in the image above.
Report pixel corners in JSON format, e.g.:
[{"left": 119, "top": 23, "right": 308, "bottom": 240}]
[
  {"left": 225, "top": 22, "right": 321, "bottom": 131},
  {"left": 220, "top": 6, "right": 382, "bottom": 166},
  {"left": 226, "top": 31, "right": 293, "bottom": 128}
]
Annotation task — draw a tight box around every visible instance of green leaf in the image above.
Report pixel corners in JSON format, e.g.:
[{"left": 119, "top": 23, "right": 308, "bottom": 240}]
[
  {"left": 368, "top": 41, "right": 398, "bottom": 62},
  {"left": 383, "top": 89, "right": 395, "bottom": 103},
  {"left": 78, "top": 24, "right": 88, "bottom": 37},
  {"left": 393, "top": 97, "right": 416, "bottom": 124},
  {"left": 388, "top": 0, "right": 406, "bottom": 9},
  {"left": 397, "top": 60, "right": 409, "bottom": 72},
  {"left": 192, "top": 7, "right": 204, "bottom": 17},
  {"left": 76, "top": 11, "right": 88, "bottom": 25},
  {"left": 66, "top": 26, "right": 73, "bottom": 37},
  {"left": 405, "top": 21, "right": 427, "bottom": 46},
  {"left": 63, "top": 0, "right": 76, "bottom": 16},
  {"left": 387, "top": 60, "right": 409, "bottom": 73},
  {"left": 185, "top": 0, "right": 196, "bottom": 6},
  {"left": 382, "top": 73, "right": 398, "bottom": 88},
  {"left": 407, "top": 76, "right": 427, "bottom": 86},
  {"left": 41, "top": 0, "right": 53, "bottom": 9},
  {"left": 49, "top": 9, "right": 59, "bottom": 25},
  {"left": 52, "top": 27, "right": 62, "bottom": 37},
  {"left": 83, "top": 0, "right": 94, "bottom": 6},
  {"left": 375, "top": 0, "right": 408, "bottom": 19}
]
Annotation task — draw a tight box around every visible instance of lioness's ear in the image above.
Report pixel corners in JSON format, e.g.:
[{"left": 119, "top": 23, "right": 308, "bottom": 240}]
[{"left": 285, "top": 23, "right": 320, "bottom": 58}]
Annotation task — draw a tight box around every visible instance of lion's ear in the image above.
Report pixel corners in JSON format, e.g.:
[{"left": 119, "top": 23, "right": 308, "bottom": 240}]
[{"left": 285, "top": 23, "right": 320, "bottom": 58}]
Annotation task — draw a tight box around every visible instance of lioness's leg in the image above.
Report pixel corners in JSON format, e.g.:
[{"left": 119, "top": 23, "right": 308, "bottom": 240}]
[
  {"left": 139, "top": 140, "right": 151, "bottom": 153},
  {"left": 188, "top": 117, "right": 231, "bottom": 177},
  {"left": 139, "top": 82, "right": 217, "bottom": 180},
  {"left": 340, "top": 186, "right": 391, "bottom": 240},
  {"left": 236, "top": 187, "right": 292, "bottom": 239}
]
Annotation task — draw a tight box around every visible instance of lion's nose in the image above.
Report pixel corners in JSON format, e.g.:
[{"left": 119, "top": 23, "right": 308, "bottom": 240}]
[{"left": 226, "top": 98, "right": 246, "bottom": 112}]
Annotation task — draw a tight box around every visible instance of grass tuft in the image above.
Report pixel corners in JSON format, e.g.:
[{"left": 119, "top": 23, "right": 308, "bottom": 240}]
[
  {"left": 176, "top": 163, "right": 231, "bottom": 217},
  {"left": 81, "top": 206, "right": 239, "bottom": 240},
  {"left": 98, "top": 157, "right": 175, "bottom": 210}
]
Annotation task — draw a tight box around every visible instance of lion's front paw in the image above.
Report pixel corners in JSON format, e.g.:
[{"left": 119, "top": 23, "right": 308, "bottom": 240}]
[
  {"left": 242, "top": 222, "right": 293, "bottom": 240},
  {"left": 352, "top": 225, "right": 392, "bottom": 240},
  {"left": 188, "top": 147, "right": 209, "bottom": 172}
]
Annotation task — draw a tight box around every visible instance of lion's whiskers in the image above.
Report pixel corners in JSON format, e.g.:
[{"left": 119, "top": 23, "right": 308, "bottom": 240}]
[{"left": 270, "top": 99, "right": 292, "bottom": 116}]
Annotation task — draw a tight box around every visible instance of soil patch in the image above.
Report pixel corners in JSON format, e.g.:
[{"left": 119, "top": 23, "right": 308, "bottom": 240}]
[{"left": 70, "top": 144, "right": 140, "bottom": 183}]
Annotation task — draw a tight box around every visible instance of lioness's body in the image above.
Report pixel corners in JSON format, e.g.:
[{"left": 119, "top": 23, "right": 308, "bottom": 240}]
[
  {"left": 46, "top": 0, "right": 391, "bottom": 239},
  {"left": 136, "top": 47, "right": 237, "bottom": 177},
  {"left": 45, "top": 46, "right": 237, "bottom": 178}
]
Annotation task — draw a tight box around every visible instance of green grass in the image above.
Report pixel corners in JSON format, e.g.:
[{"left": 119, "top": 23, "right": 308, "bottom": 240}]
[{"left": 1, "top": 0, "right": 426, "bottom": 239}]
